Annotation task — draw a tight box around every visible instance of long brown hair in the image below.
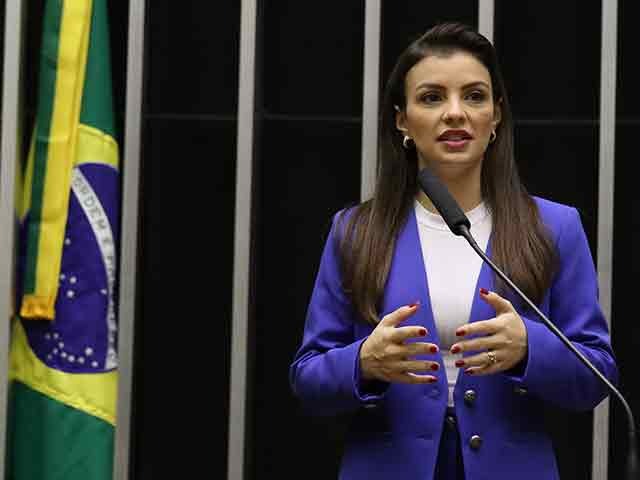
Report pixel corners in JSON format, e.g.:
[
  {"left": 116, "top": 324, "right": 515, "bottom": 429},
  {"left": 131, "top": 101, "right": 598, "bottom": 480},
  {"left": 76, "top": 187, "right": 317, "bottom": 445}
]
[{"left": 338, "top": 22, "right": 557, "bottom": 325}]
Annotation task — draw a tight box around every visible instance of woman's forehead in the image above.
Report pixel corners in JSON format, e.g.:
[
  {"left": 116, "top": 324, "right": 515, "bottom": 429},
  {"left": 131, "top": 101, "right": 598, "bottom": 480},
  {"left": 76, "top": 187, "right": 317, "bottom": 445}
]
[{"left": 405, "top": 52, "right": 491, "bottom": 89}]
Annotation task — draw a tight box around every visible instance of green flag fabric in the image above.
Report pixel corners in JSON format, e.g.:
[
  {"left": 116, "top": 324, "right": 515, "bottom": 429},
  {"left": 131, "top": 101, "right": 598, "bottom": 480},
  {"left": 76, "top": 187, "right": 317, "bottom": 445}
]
[{"left": 8, "top": 0, "right": 120, "bottom": 478}]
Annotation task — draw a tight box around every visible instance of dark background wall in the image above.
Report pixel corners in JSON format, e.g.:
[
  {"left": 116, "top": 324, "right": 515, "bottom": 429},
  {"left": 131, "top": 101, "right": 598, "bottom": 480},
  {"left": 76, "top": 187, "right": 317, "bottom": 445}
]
[
  {"left": 611, "top": 0, "right": 640, "bottom": 477},
  {"left": 250, "top": 2, "right": 364, "bottom": 478},
  {"left": 15, "top": 1, "right": 639, "bottom": 479},
  {"left": 141, "top": 3, "right": 240, "bottom": 479}
]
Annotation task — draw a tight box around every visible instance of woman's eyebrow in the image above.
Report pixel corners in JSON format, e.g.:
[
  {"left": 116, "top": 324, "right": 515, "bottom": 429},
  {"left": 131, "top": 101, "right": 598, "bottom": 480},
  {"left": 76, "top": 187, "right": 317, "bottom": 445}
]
[
  {"left": 461, "top": 81, "right": 490, "bottom": 89},
  {"left": 415, "top": 82, "right": 444, "bottom": 91},
  {"left": 415, "top": 81, "right": 490, "bottom": 91}
]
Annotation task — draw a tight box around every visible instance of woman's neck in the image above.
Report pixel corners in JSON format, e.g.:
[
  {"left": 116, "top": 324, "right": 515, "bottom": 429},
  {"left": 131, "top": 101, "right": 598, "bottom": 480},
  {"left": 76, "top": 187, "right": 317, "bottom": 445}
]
[{"left": 416, "top": 164, "right": 483, "bottom": 214}]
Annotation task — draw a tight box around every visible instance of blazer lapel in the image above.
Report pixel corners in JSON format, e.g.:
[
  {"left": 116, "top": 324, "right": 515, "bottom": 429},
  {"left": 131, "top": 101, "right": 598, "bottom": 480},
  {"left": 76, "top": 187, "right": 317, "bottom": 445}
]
[
  {"left": 467, "top": 239, "right": 495, "bottom": 325},
  {"left": 381, "top": 209, "right": 440, "bottom": 346}
]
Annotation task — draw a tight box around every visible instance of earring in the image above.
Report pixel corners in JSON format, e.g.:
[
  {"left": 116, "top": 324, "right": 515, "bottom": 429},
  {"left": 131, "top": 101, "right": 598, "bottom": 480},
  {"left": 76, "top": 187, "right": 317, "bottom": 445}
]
[
  {"left": 402, "top": 135, "right": 414, "bottom": 149},
  {"left": 490, "top": 130, "right": 497, "bottom": 143}
]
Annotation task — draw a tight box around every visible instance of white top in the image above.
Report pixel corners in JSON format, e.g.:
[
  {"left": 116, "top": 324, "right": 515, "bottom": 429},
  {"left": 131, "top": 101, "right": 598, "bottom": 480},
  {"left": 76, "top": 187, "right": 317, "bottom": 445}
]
[{"left": 414, "top": 199, "right": 492, "bottom": 407}]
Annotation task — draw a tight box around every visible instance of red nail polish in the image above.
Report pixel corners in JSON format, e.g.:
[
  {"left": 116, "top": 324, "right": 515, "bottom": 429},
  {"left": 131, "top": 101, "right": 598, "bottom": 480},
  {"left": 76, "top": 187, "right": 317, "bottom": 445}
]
[
  {"left": 479, "top": 288, "right": 489, "bottom": 295},
  {"left": 455, "top": 360, "right": 465, "bottom": 368},
  {"left": 419, "top": 328, "right": 427, "bottom": 337},
  {"left": 430, "top": 363, "right": 439, "bottom": 371},
  {"left": 451, "top": 346, "right": 461, "bottom": 354},
  {"left": 427, "top": 377, "right": 437, "bottom": 383},
  {"left": 430, "top": 345, "right": 438, "bottom": 353},
  {"left": 464, "top": 368, "right": 474, "bottom": 375},
  {"left": 409, "top": 300, "right": 421, "bottom": 308},
  {"left": 455, "top": 330, "right": 466, "bottom": 337}
]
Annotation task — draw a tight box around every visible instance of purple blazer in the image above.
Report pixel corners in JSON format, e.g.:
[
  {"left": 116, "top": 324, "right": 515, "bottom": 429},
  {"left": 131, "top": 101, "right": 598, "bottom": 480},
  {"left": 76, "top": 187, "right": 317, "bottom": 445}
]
[{"left": 289, "top": 197, "right": 617, "bottom": 480}]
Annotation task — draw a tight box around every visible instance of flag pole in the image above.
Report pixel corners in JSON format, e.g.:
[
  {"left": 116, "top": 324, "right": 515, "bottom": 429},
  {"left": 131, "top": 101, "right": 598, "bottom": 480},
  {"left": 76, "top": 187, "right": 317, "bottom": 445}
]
[{"left": 0, "top": 0, "right": 26, "bottom": 476}]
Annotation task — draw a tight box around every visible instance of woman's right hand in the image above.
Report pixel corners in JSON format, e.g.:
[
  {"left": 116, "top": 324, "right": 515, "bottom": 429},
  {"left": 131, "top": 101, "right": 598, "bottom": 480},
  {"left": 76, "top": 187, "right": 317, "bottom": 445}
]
[{"left": 359, "top": 303, "right": 440, "bottom": 384}]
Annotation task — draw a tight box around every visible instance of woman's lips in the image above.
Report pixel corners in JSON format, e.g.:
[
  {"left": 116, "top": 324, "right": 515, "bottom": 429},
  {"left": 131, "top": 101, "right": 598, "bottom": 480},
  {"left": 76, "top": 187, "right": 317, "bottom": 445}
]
[
  {"left": 437, "top": 130, "right": 473, "bottom": 150},
  {"left": 441, "top": 139, "right": 470, "bottom": 149}
]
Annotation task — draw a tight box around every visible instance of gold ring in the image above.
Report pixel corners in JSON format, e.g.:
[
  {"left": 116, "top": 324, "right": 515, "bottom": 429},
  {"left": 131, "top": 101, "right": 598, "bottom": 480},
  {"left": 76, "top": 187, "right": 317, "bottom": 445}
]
[{"left": 487, "top": 350, "right": 497, "bottom": 365}]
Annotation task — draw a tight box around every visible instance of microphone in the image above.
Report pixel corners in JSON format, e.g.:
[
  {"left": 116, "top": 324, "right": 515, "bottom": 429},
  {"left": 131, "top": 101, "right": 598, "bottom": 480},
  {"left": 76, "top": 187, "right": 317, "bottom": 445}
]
[{"left": 417, "top": 167, "right": 638, "bottom": 480}]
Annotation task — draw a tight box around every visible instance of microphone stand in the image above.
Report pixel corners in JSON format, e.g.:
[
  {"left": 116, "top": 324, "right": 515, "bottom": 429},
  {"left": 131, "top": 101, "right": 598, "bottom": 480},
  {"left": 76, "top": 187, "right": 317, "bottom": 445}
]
[{"left": 457, "top": 224, "right": 638, "bottom": 480}]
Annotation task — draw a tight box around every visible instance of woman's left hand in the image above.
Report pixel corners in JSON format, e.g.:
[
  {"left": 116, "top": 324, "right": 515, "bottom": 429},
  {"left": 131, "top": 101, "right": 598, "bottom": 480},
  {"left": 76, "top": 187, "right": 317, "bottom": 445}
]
[{"left": 451, "top": 289, "right": 528, "bottom": 375}]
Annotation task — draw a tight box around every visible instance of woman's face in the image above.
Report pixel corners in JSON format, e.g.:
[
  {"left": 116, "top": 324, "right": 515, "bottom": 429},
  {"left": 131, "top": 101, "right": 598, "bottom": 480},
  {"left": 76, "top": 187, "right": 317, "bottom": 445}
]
[{"left": 396, "top": 51, "right": 501, "bottom": 174}]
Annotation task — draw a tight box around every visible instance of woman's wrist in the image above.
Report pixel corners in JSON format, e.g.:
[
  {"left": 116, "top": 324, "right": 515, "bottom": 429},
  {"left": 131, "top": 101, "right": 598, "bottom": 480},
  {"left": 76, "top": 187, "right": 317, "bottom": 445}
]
[{"left": 359, "top": 339, "right": 375, "bottom": 381}]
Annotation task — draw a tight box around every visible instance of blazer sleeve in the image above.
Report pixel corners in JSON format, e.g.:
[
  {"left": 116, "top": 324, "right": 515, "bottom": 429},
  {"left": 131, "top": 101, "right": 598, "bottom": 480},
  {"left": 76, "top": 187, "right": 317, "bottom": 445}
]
[
  {"left": 289, "top": 212, "right": 386, "bottom": 416},
  {"left": 507, "top": 207, "right": 618, "bottom": 411}
]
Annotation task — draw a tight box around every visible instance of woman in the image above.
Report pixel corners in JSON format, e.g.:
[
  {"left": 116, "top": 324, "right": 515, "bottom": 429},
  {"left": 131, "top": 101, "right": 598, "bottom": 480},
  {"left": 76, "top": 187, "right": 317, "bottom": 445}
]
[{"left": 289, "top": 22, "right": 617, "bottom": 479}]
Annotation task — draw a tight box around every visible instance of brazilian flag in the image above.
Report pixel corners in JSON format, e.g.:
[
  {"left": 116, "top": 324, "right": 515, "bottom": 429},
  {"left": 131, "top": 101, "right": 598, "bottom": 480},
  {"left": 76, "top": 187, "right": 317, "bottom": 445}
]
[{"left": 8, "top": 0, "right": 119, "bottom": 478}]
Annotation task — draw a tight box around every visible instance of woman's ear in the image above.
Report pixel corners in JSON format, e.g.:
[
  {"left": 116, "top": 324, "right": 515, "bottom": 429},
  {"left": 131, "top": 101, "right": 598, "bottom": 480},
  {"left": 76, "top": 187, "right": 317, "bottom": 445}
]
[
  {"left": 492, "top": 100, "right": 502, "bottom": 131},
  {"left": 395, "top": 106, "right": 408, "bottom": 135}
]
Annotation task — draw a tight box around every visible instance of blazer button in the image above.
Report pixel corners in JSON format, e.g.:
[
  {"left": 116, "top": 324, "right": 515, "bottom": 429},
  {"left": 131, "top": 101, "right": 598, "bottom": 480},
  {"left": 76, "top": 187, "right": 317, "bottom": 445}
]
[
  {"left": 463, "top": 389, "right": 477, "bottom": 405},
  {"left": 514, "top": 386, "right": 528, "bottom": 396},
  {"left": 469, "top": 435, "right": 483, "bottom": 450}
]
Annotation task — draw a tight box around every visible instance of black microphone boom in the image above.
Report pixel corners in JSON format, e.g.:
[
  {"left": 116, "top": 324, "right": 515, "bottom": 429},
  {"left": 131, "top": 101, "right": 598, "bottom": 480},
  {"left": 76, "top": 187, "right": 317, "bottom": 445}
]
[
  {"left": 417, "top": 167, "right": 638, "bottom": 480},
  {"left": 417, "top": 168, "right": 470, "bottom": 236}
]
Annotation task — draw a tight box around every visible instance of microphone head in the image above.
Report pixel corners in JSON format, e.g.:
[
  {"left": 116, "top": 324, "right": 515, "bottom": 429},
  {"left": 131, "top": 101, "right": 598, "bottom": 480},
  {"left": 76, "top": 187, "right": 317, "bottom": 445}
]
[{"left": 417, "top": 168, "right": 471, "bottom": 236}]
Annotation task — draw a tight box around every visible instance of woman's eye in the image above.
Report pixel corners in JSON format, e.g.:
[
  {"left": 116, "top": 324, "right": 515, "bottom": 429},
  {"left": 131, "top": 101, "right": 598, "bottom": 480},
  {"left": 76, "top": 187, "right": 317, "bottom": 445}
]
[
  {"left": 466, "top": 90, "right": 487, "bottom": 102},
  {"left": 420, "top": 92, "right": 442, "bottom": 104}
]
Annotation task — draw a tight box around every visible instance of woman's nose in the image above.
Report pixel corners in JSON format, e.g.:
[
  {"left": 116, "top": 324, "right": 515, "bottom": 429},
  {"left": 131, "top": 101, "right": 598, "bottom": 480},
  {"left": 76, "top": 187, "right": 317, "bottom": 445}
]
[{"left": 443, "top": 98, "right": 465, "bottom": 122}]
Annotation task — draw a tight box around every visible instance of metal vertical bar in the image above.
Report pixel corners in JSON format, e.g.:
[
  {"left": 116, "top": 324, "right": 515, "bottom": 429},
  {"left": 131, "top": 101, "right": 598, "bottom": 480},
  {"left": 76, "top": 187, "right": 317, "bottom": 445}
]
[
  {"left": 478, "top": 0, "right": 495, "bottom": 43},
  {"left": 227, "top": 0, "right": 257, "bottom": 479},
  {"left": 593, "top": 0, "right": 617, "bottom": 478},
  {"left": 360, "top": 0, "right": 381, "bottom": 201},
  {"left": 113, "top": 0, "right": 146, "bottom": 478},
  {"left": 0, "top": 0, "right": 25, "bottom": 476}
]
